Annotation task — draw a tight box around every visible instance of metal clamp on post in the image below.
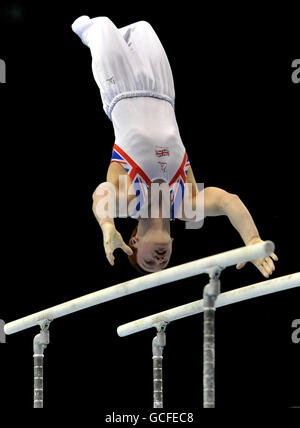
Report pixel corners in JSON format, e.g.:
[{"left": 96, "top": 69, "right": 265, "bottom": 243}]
[
  {"left": 203, "top": 267, "right": 222, "bottom": 409},
  {"left": 33, "top": 320, "right": 51, "bottom": 408},
  {"left": 203, "top": 268, "right": 222, "bottom": 308},
  {"left": 152, "top": 322, "right": 167, "bottom": 409}
]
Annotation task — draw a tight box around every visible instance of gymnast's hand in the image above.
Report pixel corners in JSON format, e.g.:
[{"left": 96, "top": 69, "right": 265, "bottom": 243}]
[
  {"left": 102, "top": 222, "right": 133, "bottom": 266},
  {"left": 236, "top": 237, "right": 279, "bottom": 278}
]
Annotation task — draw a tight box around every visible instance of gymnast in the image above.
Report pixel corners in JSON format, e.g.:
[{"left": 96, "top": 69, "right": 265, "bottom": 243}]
[{"left": 72, "top": 16, "right": 278, "bottom": 276}]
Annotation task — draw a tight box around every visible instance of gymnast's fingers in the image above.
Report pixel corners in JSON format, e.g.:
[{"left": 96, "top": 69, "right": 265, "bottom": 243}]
[
  {"left": 121, "top": 243, "right": 133, "bottom": 256},
  {"left": 271, "top": 253, "right": 279, "bottom": 262},
  {"left": 236, "top": 262, "right": 246, "bottom": 270},
  {"left": 259, "top": 264, "right": 270, "bottom": 278},
  {"left": 265, "top": 257, "right": 275, "bottom": 273},
  {"left": 254, "top": 259, "right": 269, "bottom": 278},
  {"left": 105, "top": 248, "right": 115, "bottom": 266},
  {"left": 262, "top": 260, "right": 273, "bottom": 276}
]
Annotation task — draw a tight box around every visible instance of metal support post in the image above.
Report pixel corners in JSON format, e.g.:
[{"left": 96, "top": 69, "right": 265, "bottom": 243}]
[
  {"left": 203, "top": 269, "right": 221, "bottom": 408},
  {"left": 152, "top": 322, "right": 167, "bottom": 408},
  {"left": 33, "top": 320, "right": 51, "bottom": 408}
]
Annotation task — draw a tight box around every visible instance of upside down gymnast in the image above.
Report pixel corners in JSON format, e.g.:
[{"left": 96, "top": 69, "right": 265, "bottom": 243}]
[{"left": 71, "top": 16, "right": 278, "bottom": 275}]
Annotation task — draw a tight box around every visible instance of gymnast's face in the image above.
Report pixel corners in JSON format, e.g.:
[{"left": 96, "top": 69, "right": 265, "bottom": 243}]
[{"left": 130, "top": 232, "right": 174, "bottom": 272}]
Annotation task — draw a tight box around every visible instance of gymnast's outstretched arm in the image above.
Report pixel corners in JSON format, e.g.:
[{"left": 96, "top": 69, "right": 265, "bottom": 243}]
[
  {"left": 92, "top": 163, "right": 133, "bottom": 266},
  {"left": 183, "top": 166, "right": 278, "bottom": 278}
]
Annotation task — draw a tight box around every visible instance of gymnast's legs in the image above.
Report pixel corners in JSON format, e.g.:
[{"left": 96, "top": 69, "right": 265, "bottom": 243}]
[{"left": 72, "top": 16, "right": 175, "bottom": 118}]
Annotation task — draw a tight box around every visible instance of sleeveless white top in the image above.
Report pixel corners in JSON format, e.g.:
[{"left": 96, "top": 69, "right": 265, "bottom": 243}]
[{"left": 110, "top": 97, "right": 190, "bottom": 219}]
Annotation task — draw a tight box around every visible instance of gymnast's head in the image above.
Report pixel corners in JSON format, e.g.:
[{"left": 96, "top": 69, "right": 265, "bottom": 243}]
[{"left": 128, "top": 223, "right": 174, "bottom": 274}]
